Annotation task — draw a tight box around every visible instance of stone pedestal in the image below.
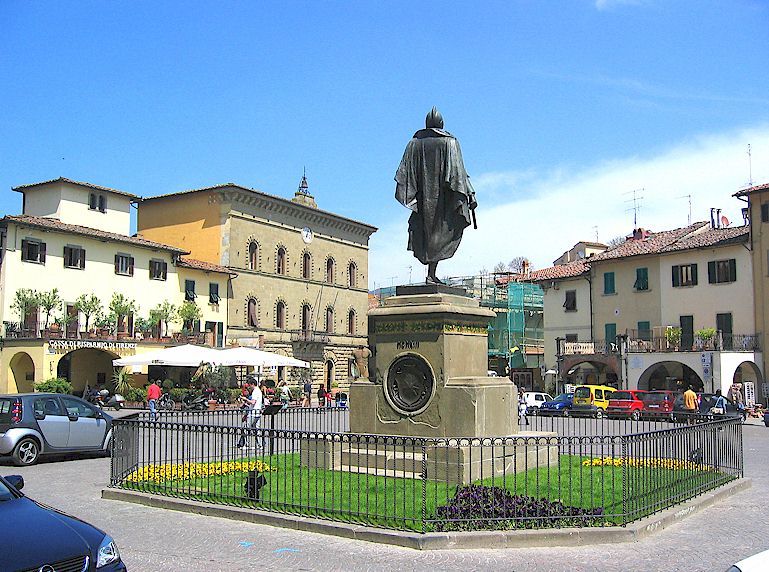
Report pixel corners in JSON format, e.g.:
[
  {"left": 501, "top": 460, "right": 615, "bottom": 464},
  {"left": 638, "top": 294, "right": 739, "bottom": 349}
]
[
  {"left": 350, "top": 287, "right": 517, "bottom": 438},
  {"left": 302, "top": 286, "right": 557, "bottom": 485}
]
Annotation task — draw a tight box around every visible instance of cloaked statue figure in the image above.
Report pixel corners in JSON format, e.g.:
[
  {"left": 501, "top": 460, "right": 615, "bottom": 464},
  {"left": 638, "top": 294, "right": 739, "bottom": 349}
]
[{"left": 395, "top": 107, "right": 477, "bottom": 285}]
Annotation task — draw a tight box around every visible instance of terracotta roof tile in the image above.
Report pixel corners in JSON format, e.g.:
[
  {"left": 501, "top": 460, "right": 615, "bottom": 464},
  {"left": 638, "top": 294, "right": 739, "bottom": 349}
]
[
  {"left": 658, "top": 226, "right": 749, "bottom": 253},
  {"left": 527, "top": 260, "right": 589, "bottom": 282},
  {"left": 589, "top": 222, "right": 711, "bottom": 262},
  {"left": 2, "top": 215, "right": 188, "bottom": 253},
  {"left": 733, "top": 181, "right": 769, "bottom": 196},
  {"left": 177, "top": 257, "right": 235, "bottom": 275},
  {"left": 12, "top": 177, "right": 140, "bottom": 200}
]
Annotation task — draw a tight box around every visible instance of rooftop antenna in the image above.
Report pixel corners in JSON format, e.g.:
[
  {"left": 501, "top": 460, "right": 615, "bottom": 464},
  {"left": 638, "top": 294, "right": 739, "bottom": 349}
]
[
  {"left": 677, "top": 194, "right": 692, "bottom": 225},
  {"left": 592, "top": 226, "right": 598, "bottom": 242},
  {"left": 624, "top": 188, "right": 644, "bottom": 226},
  {"left": 748, "top": 144, "right": 753, "bottom": 187}
]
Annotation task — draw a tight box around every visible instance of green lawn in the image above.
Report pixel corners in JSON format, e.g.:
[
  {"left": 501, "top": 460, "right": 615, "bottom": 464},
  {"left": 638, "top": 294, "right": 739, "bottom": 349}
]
[{"left": 121, "top": 453, "right": 731, "bottom": 532}]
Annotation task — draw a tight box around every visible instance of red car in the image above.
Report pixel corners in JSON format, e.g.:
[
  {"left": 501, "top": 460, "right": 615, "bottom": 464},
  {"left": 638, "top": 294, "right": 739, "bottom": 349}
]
[
  {"left": 606, "top": 390, "right": 647, "bottom": 420},
  {"left": 640, "top": 390, "right": 678, "bottom": 420}
]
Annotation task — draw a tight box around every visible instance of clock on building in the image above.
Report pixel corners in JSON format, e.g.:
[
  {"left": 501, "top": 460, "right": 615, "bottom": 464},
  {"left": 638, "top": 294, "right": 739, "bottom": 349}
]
[{"left": 301, "top": 227, "right": 313, "bottom": 244}]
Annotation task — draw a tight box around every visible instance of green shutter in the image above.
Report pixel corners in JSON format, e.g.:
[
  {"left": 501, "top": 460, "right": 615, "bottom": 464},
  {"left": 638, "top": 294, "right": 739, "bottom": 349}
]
[
  {"left": 691, "top": 263, "right": 697, "bottom": 285},
  {"left": 605, "top": 323, "right": 617, "bottom": 345},
  {"left": 672, "top": 266, "right": 680, "bottom": 287},
  {"left": 604, "top": 272, "right": 615, "bottom": 294},
  {"left": 729, "top": 259, "right": 737, "bottom": 282},
  {"left": 708, "top": 261, "right": 716, "bottom": 283},
  {"left": 638, "top": 321, "right": 651, "bottom": 341}
]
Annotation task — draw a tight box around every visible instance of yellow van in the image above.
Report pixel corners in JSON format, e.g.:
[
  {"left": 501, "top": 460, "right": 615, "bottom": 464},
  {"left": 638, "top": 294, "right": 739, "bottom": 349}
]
[{"left": 571, "top": 385, "right": 616, "bottom": 418}]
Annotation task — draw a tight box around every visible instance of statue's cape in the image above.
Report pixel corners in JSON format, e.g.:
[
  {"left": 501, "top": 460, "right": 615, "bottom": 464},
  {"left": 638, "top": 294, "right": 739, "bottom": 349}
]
[{"left": 394, "top": 132, "right": 476, "bottom": 264}]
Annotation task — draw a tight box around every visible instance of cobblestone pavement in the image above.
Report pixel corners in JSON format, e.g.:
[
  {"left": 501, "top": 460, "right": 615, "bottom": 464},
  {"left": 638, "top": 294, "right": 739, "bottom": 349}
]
[{"left": 3, "top": 419, "right": 767, "bottom": 572}]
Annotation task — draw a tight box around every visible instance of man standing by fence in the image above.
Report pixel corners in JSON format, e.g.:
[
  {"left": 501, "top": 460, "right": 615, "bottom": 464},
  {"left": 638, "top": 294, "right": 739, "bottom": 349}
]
[
  {"left": 147, "top": 380, "right": 161, "bottom": 421},
  {"left": 683, "top": 384, "right": 698, "bottom": 424},
  {"left": 238, "top": 381, "right": 264, "bottom": 450}
]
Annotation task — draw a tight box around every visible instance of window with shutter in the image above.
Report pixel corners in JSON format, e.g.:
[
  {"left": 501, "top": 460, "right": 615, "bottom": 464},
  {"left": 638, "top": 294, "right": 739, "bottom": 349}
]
[
  {"left": 149, "top": 260, "right": 167, "bottom": 280},
  {"left": 633, "top": 267, "right": 649, "bottom": 291},
  {"left": 637, "top": 321, "right": 651, "bottom": 341},
  {"left": 21, "top": 239, "right": 45, "bottom": 264},
  {"left": 563, "top": 290, "right": 577, "bottom": 311},
  {"left": 603, "top": 272, "right": 615, "bottom": 294},
  {"left": 185, "top": 280, "right": 196, "bottom": 301},
  {"left": 672, "top": 263, "right": 697, "bottom": 287},
  {"left": 209, "top": 283, "right": 220, "bottom": 304},
  {"left": 63, "top": 246, "right": 85, "bottom": 269},
  {"left": 762, "top": 202, "right": 769, "bottom": 223},
  {"left": 710, "top": 259, "right": 737, "bottom": 283},
  {"left": 115, "top": 254, "right": 132, "bottom": 276},
  {"left": 89, "top": 193, "right": 97, "bottom": 210},
  {"left": 247, "top": 299, "right": 258, "bottom": 327}
]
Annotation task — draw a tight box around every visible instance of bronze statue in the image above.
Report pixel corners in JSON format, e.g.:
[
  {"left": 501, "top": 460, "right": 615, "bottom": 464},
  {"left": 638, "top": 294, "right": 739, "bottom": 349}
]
[
  {"left": 352, "top": 345, "right": 372, "bottom": 379},
  {"left": 395, "top": 107, "right": 477, "bottom": 285}
]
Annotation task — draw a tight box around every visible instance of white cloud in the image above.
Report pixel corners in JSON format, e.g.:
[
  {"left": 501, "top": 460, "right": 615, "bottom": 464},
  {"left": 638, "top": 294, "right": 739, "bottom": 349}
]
[
  {"left": 369, "top": 125, "right": 769, "bottom": 288},
  {"left": 595, "top": 0, "right": 645, "bottom": 11}
]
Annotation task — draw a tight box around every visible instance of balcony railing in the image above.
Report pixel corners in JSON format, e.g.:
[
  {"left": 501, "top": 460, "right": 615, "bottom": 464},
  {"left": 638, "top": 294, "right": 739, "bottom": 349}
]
[
  {"left": 562, "top": 339, "right": 620, "bottom": 355},
  {"left": 2, "top": 321, "right": 216, "bottom": 347},
  {"left": 290, "top": 329, "right": 331, "bottom": 343}
]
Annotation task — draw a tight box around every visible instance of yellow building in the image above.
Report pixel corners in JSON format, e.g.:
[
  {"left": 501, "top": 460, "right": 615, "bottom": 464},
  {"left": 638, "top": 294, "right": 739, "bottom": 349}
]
[
  {"left": 137, "top": 176, "right": 377, "bottom": 390},
  {"left": 0, "top": 178, "right": 233, "bottom": 395},
  {"left": 734, "top": 182, "right": 769, "bottom": 403}
]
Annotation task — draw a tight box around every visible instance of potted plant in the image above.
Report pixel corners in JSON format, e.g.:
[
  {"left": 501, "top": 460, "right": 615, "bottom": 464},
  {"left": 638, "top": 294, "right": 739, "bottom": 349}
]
[
  {"left": 178, "top": 301, "right": 202, "bottom": 340},
  {"left": 11, "top": 288, "right": 40, "bottom": 336},
  {"left": 38, "top": 289, "right": 62, "bottom": 333},
  {"left": 150, "top": 300, "right": 177, "bottom": 341},
  {"left": 112, "top": 367, "right": 132, "bottom": 396},
  {"left": 109, "top": 293, "right": 138, "bottom": 339},
  {"left": 695, "top": 327, "right": 717, "bottom": 350},
  {"left": 74, "top": 293, "right": 103, "bottom": 339},
  {"left": 665, "top": 327, "right": 682, "bottom": 351}
]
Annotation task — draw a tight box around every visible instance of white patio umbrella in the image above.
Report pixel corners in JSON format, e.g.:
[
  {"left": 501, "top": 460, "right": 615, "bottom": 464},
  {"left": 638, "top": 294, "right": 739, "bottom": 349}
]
[
  {"left": 212, "top": 346, "right": 309, "bottom": 368},
  {"left": 112, "top": 344, "right": 222, "bottom": 367}
]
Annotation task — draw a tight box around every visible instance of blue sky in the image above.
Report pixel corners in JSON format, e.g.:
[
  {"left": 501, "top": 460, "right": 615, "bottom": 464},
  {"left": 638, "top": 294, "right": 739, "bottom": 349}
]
[{"left": 2, "top": 1, "right": 768, "bottom": 287}]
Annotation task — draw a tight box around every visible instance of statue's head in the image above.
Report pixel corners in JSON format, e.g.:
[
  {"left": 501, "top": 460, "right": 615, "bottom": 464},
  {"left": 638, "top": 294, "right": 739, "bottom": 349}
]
[{"left": 425, "top": 107, "right": 444, "bottom": 129}]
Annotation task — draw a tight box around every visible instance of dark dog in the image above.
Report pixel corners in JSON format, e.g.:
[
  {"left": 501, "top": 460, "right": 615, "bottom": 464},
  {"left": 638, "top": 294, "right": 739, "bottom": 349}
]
[{"left": 245, "top": 470, "right": 267, "bottom": 500}]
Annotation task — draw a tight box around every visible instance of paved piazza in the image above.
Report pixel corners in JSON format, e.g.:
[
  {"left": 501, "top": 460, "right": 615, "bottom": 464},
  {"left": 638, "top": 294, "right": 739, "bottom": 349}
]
[{"left": 3, "top": 418, "right": 768, "bottom": 572}]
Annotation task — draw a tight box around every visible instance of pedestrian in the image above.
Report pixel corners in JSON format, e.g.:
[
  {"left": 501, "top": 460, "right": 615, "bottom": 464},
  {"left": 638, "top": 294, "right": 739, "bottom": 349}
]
[
  {"left": 683, "top": 384, "right": 698, "bottom": 424},
  {"left": 279, "top": 381, "right": 292, "bottom": 406},
  {"left": 317, "top": 385, "right": 326, "bottom": 410},
  {"left": 147, "top": 380, "right": 161, "bottom": 421},
  {"left": 325, "top": 387, "right": 333, "bottom": 408},
  {"left": 238, "top": 380, "right": 264, "bottom": 450},
  {"left": 713, "top": 389, "right": 728, "bottom": 416},
  {"left": 518, "top": 393, "right": 528, "bottom": 426},
  {"left": 302, "top": 379, "right": 312, "bottom": 407}
]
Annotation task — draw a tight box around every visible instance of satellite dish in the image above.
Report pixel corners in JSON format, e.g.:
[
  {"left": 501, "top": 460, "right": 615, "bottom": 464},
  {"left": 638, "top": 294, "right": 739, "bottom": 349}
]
[{"left": 721, "top": 215, "right": 730, "bottom": 227}]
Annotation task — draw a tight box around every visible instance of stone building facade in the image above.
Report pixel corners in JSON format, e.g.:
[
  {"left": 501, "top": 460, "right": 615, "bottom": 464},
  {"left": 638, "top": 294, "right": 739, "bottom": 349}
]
[{"left": 137, "top": 177, "right": 377, "bottom": 390}]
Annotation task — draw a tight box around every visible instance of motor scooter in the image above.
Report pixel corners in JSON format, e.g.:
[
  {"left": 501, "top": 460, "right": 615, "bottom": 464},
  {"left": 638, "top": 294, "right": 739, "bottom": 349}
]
[{"left": 182, "top": 393, "right": 208, "bottom": 411}]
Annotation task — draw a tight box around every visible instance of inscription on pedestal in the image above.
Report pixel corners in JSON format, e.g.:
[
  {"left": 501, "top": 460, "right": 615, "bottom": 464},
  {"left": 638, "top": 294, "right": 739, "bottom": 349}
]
[{"left": 396, "top": 340, "right": 420, "bottom": 350}]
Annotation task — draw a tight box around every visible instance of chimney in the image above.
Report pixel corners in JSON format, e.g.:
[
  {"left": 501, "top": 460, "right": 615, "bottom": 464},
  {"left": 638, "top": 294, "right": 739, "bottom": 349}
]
[
  {"left": 521, "top": 259, "right": 530, "bottom": 276},
  {"left": 742, "top": 207, "right": 749, "bottom": 226},
  {"left": 716, "top": 209, "right": 722, "bottom": 228},
  {"left": 710, "top": 208, "right": 716, "bottom": 229}
]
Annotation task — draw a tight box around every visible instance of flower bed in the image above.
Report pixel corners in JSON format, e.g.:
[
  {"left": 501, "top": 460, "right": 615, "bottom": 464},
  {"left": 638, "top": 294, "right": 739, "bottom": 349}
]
[{"left": 126, "top": 459, "right": 277, "bottom": 484}]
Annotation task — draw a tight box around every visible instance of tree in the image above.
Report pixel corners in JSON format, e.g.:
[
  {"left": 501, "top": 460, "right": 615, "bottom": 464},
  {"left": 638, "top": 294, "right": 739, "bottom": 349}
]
[
  {"left": 508, "top": 256, "right": 530, "bottom": 274},
  {"left": 112, "top": 367, "right": 132, "bottom": 395},
  {"left": 37, "top": 288, "right": 62, "bottom": 329},
  {"left": 492, "top": 261, "right": 508, "bottom": 273},
  {"left": 11, "top": 288, "right": 39, "bottom": 327},
  {"left": 607, "top": 235, "right": 626, "bottom": 248},
  {"left": 108, "top": 293, "right": 138, "bottom": 335},
  {"left": 178, "top": 301, "right": 202, "bottom": 330},
  {"left": 74, "top": 293, "right": 103, "bottom": 334},
  {"left": 150, "top": 300, "right": 177, "bottom": 337}
]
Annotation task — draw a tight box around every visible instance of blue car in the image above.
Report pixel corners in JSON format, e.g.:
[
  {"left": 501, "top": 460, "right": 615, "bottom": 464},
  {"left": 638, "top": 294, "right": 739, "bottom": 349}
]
[
  {"left": 538, "top": 393, "right": 574, "bottom": 416},
  {"left": 0, "top": 474, "right": 126, "bottom": 571}
]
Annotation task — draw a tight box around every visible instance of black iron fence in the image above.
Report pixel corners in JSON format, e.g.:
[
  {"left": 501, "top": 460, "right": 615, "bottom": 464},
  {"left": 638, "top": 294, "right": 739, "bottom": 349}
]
[{"left": 109, "top": 413, "right": 742, "bottom": 533}]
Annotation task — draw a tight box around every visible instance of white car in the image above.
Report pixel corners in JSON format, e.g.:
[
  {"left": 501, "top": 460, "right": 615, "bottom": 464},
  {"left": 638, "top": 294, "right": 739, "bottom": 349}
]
[
  {"left": 523, "top": 392, "right": 553, "bottom": 414},
  {"left": 727, "top": 548, "right": 769, "bottom": 571}
]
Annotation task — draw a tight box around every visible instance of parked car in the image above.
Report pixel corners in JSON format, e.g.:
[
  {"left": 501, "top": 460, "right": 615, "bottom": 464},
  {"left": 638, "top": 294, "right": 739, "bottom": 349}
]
[
  {"left": 0, "top": 393, "right": 113, "bottom": 466},
  {"left": 570, "top": 384, "right": 616, "bottom": 418},
  {"left": 639, "top": 390, "right": 678, "bottom": 421},
  {"left": 606, "top": 390, "right": 647, "bottom": 420},
  {"left": 0, "top": 473, "right": 126, "bottom": 571},
  {"left": 539, "top": 393, "right": 574, "bottom": 416},
  {"left": 522, "top": 392, "right": 554, "bottom": 415},
  {"left": 727, "top": 547, "right": 769, "bottom": 571},
  {"left": 672, "top": 392, "right": 746, "bottom": 423}
]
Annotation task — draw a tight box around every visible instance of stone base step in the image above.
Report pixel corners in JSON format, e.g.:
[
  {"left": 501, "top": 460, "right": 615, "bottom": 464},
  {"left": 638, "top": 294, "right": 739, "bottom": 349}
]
[{"left": 339, "top": 464, "right": 423, "bottom": 480}]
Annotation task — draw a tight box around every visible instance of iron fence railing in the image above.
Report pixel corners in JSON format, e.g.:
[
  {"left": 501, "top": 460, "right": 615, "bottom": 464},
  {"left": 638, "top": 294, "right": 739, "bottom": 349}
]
[
  {"left": 109, "top": 412, "right": 742, "bottom": 533},
  {"left": 625, "top": 330, "right": 761, "bottom": 353}
]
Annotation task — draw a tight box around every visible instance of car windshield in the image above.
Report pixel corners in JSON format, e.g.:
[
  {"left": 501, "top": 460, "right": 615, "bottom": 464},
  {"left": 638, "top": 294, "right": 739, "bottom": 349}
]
[
  {"left": 552, "top": 394, "right": 572, "bottom": 403},
  {"left": 641, "top": 393, "right": 669, "bottom": 403},
  {"left": 574, "top": 387, "right": 590, "bottom": 398},
  {"left": 611, "top": 391, "right": 633, "bottom": 401}
]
